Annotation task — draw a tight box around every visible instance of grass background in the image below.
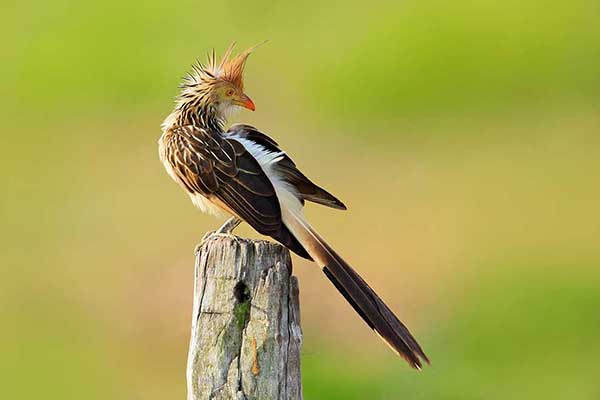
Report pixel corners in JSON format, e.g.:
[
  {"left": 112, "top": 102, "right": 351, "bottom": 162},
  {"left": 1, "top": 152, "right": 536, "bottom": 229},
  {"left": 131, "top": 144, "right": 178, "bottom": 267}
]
[{"left": 1, "top": 0, "right": 599, "bottom": 398}]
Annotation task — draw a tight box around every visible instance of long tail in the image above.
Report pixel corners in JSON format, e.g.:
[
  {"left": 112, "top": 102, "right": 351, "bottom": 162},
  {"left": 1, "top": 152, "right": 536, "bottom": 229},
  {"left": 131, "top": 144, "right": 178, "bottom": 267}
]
[{"left": 283, "top": 209, "right": 430, "bottom": 369}]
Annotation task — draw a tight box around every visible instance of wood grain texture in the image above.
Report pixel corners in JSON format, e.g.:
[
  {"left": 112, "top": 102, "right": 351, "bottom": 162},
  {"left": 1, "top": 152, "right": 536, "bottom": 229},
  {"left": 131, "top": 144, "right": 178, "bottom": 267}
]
[{"left": 187, "top": 234, "right": 302, "bottom": 400}]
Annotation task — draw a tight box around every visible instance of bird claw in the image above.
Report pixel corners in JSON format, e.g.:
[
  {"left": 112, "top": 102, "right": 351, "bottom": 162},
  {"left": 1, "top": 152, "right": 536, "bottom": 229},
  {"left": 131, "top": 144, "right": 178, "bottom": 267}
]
[
  {"left": 195, "top": 231, "right": 236, "bottom": 254},
  {"left": 195, "top": 218, "right": 242, "bottom": 254},
  {"left": 194, "top": 231, "right": 215, "bottom": 254},
  {"left": 201, "top": 230, "right": 217, "bottom": 242}
]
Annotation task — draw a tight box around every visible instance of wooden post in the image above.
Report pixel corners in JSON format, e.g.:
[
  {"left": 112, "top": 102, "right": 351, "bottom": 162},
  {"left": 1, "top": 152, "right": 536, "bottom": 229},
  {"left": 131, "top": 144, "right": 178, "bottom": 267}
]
[{"left": 187, "top": 234, "right": 303, "bottom": 400}]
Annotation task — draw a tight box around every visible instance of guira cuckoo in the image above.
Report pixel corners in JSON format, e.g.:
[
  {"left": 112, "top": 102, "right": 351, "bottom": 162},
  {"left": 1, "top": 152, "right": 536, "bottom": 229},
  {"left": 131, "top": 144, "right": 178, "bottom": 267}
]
[{"left": 159, "top": 43, "right": 429, "bottom": 369}]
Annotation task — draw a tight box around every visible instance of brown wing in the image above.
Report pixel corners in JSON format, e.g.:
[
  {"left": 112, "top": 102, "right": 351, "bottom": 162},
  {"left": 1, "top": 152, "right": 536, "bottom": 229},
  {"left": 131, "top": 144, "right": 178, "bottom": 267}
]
[
  {"left": 227, "top": 124, "right": 347, "bottom": 210},
  {"left": 164, "top": 125, "right": 310, "bottom": 259}
]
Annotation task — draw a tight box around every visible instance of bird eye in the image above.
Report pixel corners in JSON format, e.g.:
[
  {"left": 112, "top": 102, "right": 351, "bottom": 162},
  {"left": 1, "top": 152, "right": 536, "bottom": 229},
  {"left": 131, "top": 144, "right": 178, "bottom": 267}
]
[{"left": 226, "top": 89, "right": 234, "bottom": 97}]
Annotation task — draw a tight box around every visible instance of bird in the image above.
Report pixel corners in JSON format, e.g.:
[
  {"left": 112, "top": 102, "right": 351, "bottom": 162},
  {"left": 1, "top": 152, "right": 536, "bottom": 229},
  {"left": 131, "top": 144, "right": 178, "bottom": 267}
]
[{"left": 159, "top": 42, "right": 430, "bottom": 369}]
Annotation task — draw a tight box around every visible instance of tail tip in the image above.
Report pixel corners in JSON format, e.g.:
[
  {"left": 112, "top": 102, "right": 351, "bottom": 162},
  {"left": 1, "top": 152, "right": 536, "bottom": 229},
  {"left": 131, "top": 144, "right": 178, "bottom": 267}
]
[{"left": 410, "top": 354, "right": 431, "bottom": 371}]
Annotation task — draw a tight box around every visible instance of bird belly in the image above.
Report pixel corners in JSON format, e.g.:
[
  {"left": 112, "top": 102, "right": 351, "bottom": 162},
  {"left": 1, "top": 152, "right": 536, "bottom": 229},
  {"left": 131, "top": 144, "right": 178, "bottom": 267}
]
[{"left": 189, "top": 193, "right": 228, "bottom": 217}]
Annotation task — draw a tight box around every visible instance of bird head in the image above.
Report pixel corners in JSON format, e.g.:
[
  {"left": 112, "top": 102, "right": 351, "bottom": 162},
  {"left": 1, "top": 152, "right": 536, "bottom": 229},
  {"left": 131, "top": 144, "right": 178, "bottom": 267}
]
[{"left": 180, "top": 42, "right": 266, "bottom": 118}]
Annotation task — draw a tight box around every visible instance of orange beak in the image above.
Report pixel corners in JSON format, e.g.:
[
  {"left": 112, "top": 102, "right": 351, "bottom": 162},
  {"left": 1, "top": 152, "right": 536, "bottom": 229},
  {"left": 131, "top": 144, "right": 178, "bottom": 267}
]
[{"left": 237, "top": 93, "right": 255, "bottom": 111}]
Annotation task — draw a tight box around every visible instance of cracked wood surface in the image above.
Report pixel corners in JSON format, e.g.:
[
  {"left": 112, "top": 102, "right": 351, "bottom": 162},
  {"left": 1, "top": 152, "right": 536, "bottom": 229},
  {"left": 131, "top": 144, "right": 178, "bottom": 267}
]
[{"left": 187, "top": 234, "right": 302, "bottom": 400}]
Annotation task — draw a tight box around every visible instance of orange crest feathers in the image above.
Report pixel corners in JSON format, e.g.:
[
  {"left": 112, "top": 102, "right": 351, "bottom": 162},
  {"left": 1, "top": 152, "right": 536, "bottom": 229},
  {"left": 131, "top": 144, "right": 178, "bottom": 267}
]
[{"left": 206, "top": 41, "right": 268, "bottom": 89}]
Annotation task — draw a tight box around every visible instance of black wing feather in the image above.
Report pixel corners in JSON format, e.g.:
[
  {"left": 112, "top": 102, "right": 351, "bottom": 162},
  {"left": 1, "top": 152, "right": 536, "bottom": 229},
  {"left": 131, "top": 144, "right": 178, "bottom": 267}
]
[
  {"left": 166, "top": 125, "right": 311, "bottom": 259},
  {"left": 226, "top": 124, "right": 347, "bottom": 210}
]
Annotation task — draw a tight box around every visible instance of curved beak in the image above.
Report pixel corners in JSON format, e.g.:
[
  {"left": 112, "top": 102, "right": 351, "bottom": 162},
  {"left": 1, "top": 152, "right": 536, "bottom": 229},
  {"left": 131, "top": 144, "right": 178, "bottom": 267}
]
[{"left": 235, "top": 93, "right": 255, "bottom": 111}]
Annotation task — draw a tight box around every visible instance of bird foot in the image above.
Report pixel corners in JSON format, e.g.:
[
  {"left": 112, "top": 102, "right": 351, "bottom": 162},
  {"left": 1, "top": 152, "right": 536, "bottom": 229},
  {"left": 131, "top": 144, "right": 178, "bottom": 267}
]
[
  {"left": 215, "top": 217, "right": 242, "bottom": 234},
  {"left": 195, "top": 218, "right": 242, "bottom": 254}
]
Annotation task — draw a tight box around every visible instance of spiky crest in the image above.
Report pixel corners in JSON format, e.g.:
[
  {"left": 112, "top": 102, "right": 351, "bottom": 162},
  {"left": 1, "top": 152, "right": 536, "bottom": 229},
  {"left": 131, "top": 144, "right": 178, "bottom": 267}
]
[{"left": 183, "top": 41, "right": 267, "bottom": 90}]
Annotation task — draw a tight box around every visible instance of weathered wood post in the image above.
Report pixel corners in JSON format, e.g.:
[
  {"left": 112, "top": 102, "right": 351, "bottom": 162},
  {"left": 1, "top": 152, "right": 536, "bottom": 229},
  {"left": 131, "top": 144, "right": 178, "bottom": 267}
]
[{"left": 187, "top": 234, "right": 302, "bottom": 400}]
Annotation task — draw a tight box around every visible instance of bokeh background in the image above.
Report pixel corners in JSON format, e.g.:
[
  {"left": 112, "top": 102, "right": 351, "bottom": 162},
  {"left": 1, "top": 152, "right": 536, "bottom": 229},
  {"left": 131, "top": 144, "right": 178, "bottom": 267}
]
[{"left": 2, "top": 0, "right": 599, "bottom": 398}]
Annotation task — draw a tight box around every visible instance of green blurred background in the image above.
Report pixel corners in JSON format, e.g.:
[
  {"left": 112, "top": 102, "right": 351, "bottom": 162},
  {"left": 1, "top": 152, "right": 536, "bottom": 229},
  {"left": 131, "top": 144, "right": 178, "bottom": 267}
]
[{"left": 2, "top": 0, "right": 599, "bottom": 398}]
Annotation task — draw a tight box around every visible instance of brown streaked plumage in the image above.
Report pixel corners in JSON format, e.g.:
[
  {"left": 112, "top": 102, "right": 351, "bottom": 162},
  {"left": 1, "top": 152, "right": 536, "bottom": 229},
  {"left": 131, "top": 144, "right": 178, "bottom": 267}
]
[{"left": 159, "top": 43, "right": 430, "bottom": 369}]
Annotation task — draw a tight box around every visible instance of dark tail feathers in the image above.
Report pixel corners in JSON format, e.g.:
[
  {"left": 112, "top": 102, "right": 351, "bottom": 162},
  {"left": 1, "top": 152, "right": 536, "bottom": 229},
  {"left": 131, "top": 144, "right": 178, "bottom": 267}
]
[{"left": 319, "top": 240, "right": 429, "bottom": 369}]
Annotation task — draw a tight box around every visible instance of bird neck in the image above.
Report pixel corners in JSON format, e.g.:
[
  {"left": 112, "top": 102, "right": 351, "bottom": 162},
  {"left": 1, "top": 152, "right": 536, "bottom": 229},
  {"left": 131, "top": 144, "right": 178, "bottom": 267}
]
[{"left": 172, "top": 93, "right": 226, "bottom": 132}]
